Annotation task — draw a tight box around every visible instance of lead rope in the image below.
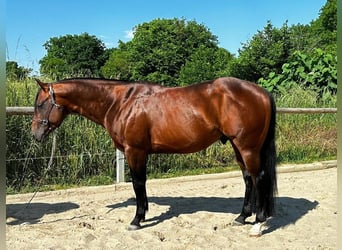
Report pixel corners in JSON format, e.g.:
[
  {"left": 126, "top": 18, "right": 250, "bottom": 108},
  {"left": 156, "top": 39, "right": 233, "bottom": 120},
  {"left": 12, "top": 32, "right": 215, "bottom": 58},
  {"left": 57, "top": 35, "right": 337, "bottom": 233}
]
[{"left": 24, "top": 133, "right": 57, "bottom": 209}]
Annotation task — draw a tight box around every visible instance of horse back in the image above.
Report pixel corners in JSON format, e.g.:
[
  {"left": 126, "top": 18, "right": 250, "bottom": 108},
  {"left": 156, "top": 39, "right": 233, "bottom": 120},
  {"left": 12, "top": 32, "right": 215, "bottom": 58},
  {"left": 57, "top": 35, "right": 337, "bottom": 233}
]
[{"left": 112, "top": 77, "right": 271, "bottom": 154}]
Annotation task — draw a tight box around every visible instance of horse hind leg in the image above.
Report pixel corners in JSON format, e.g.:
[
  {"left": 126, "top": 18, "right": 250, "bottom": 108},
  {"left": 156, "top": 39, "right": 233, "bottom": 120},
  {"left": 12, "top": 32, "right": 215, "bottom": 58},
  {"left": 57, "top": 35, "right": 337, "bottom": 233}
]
[
  {"left": 236, "top": 147, "right": 272, "bottom": 237},
  {"left": 231, "top": 143, "right": 256, "bottom": 226},
  {"left": 234, "top": 170, "right": 256, "bottom": 225},
  {"left": 249, "top": 171, "right": 270, "bottom": 237}
]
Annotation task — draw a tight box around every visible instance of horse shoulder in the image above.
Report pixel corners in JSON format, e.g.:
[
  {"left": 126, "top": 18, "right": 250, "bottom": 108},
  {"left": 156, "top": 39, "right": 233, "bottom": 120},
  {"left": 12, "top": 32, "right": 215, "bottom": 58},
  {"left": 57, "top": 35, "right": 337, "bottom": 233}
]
[{"left": 118, "top": 85, "right": 162, "bottom": 150}]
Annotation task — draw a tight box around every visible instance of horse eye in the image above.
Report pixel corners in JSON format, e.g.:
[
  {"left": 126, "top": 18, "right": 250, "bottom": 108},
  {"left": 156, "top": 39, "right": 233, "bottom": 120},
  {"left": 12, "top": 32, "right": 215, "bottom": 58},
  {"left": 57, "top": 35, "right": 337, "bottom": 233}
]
[
  {"left": 37, "top": 98, "right": 49, "bottom": 109},
  {"left": 37, "top": 102, "right": 45, "bottom": 109}
]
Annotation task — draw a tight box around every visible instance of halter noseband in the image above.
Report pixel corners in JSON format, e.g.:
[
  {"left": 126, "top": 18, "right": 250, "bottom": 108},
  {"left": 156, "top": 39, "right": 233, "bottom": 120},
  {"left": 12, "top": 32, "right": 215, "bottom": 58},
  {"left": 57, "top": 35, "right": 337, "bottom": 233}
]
[{"left": 34, "top": 84, "right": 63, "bottom": 128}]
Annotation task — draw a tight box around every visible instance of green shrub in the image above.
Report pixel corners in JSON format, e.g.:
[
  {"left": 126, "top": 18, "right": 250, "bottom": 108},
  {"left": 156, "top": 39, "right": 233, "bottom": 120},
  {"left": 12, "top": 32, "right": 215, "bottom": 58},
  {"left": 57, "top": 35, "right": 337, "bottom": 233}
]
[{"left": 258, "top": 49, "right": 337, "bottom": 97}]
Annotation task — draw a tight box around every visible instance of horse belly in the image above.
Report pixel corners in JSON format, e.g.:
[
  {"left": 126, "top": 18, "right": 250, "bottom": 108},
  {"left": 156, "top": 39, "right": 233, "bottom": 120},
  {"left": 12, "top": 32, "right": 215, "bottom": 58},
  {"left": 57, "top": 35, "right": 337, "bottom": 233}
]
[
  {"left": 150, "top": 123, "right": 221, "bottom": 153},
  {"left": 146, "top": 88, "right": 223, "bottom": 153}
]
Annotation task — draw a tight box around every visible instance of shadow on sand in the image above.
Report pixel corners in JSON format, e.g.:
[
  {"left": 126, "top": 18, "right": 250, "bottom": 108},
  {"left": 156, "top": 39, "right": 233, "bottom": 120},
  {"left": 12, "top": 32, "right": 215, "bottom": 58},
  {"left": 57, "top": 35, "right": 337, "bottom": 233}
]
[
  {"left": 6, "top": 195, "right": 318, "bottom": 235},
  {"left": 6, "top": 202, "right": 80, "bottom": 225},
  {"left": 107, "top": 196, "right": 318, "bottom": 234}
]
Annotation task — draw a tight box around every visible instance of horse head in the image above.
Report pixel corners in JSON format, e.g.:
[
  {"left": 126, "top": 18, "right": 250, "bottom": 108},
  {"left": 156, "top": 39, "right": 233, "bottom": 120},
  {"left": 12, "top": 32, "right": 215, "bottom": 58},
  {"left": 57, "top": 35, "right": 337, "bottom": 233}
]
[{"left": 31, "top": 79, "right": 68, "bottom": 142}]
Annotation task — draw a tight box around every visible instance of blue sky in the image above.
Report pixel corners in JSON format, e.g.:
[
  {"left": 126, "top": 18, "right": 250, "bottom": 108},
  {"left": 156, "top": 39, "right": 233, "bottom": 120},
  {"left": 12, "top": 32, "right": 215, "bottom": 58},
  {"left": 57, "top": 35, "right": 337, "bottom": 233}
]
[{"left": 6, "top": 0, "right": 326, "bottom": 75}]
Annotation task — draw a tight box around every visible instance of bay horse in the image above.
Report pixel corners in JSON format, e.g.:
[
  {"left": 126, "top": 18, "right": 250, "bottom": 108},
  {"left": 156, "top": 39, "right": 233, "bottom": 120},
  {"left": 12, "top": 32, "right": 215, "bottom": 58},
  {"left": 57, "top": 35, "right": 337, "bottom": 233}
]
[{"left": 31, "top": 77, "right": 277, "bottom": 236}]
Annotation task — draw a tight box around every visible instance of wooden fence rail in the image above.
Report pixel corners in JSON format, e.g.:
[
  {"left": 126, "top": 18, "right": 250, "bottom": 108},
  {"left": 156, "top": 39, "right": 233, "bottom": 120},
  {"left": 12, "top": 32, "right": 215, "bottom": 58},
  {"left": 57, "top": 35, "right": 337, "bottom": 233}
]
[
  {"left": 276, "top": 107, "right": 337, "bottom": 114},
  {"left": 5, "top": 106, "right": 337, "bottom": 183},
  {"left": 6, "top": 106, "right": 337, "bottom": 116}
]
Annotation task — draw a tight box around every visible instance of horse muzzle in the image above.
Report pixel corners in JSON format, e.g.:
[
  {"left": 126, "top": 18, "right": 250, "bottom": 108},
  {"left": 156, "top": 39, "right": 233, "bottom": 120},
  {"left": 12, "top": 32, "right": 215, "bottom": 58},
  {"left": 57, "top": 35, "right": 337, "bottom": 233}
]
[{"left": 31, "top": 122, "right": 52, "bottom": 142}]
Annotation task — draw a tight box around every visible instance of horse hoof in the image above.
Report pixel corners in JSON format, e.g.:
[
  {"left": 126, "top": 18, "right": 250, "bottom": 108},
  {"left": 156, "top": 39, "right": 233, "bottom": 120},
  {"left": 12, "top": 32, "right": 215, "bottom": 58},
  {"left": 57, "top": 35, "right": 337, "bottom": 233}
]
[
  {"left": 232, "top": 215, "right": 245, "bottom": 226},
  {"left": 231, "top": 219, "right": 244, "bottom": 226},
  {"left": 127, "top": 224, "right": 141, "bottom": 231},
  {"left": 249, "top": 222, "right": 265, "bottom": 237}
]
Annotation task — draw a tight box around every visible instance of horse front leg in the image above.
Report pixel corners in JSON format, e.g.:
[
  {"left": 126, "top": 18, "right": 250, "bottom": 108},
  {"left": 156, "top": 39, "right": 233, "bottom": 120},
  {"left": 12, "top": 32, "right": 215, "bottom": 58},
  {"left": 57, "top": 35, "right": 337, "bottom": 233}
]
[{"left": 125, "top": 147, "right": 148, "bottom": 230}]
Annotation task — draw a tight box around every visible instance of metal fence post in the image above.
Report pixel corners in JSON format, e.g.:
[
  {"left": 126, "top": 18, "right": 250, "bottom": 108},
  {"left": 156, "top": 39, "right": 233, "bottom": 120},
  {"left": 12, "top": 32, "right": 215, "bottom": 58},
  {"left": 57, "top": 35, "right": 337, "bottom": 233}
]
[{"left": 116, "top": 149, "right": 125, "bottom": 183}]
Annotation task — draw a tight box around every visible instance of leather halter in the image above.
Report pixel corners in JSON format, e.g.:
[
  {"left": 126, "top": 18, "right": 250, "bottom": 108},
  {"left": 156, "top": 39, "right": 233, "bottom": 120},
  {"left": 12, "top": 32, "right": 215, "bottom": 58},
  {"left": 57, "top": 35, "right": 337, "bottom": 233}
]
[{"left": 33, "top": 84, "right": 63, "bottom": 128}]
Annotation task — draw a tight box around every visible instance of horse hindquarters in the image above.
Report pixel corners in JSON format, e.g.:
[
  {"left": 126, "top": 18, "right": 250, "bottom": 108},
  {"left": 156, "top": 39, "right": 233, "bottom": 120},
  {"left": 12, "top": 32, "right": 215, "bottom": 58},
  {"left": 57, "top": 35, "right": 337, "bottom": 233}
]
[{"left": 231, "top": 92, "right": 277, "bottom": 227}]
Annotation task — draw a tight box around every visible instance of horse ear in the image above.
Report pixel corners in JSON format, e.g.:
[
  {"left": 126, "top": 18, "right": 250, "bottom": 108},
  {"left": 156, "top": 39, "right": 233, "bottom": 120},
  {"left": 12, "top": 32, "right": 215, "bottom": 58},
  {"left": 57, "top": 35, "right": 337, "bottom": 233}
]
[{"left": 35, "top": 78, "right": 48, "bottom": 92}]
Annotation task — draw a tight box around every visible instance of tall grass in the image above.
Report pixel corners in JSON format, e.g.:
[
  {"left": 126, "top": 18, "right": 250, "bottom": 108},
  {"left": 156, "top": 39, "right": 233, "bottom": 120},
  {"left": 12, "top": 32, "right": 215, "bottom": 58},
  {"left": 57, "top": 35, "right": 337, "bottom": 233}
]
[
  {"left": 275, "top": 86, "right": 336, "bottom": 163},
  {"left": 6, "top": 79, "right": 336, "bottom": 193}
]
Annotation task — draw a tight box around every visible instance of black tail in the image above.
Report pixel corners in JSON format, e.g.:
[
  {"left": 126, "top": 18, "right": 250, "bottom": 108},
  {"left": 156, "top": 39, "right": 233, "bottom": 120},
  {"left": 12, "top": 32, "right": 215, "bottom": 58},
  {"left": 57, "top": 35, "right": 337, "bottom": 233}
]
[{"left": 259, "top": 92, "right": 277, "bottom": 217}]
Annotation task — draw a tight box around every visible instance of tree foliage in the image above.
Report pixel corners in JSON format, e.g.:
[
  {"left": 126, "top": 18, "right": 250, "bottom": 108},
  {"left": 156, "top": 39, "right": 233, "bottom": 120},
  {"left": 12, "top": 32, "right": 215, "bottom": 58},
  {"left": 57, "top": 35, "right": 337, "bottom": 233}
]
[
  {"left": 308, "top": 0, "right": 336, "bottom": 55},
  {"left": 40, "top": 33, "right": 108, "bottom": 79},
  {"left": 178, "top": 46, "right": 233, "bottom": 85},
  {"left": 256, "top": 0, "right": 336, "bottom": 99},
  {"left": 130, "top": 18, "right": 219, "bottom": 85},
  {"left": 101, "top": 42, "right": 131, "bottom": 80},
  {"left": 258, "top": 49, "right": 337, "bottom": 98},
  {"left": 228, "top": 21, "right": 297, "bottom": 82},
  {"left": 227, "top": 0, "right": 336, "bottom": 84},
  {"left": 6, "top": 61, "right": 32, "bottom": 80},
  {"left": 101, "top": 18, "right": 228, "bottom": 86}
]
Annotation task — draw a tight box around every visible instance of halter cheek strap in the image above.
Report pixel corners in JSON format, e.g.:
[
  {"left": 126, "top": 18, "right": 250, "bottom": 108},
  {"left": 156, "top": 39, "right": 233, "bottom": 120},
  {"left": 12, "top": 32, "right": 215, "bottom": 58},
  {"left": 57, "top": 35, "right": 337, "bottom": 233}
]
[{"left": 48, "top": 84, "right": 62, "bottom": 109}]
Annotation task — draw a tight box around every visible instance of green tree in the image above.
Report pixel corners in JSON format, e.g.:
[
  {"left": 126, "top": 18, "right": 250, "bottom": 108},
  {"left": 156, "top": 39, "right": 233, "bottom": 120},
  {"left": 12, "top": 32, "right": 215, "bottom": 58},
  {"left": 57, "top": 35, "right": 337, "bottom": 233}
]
[
  {"left": 285, "top": 0, "right": 336, "bottom": 56},
  {"left": 178, "top": 46, "right": 233, "bottom": 85},
  {"left": 228, "top": 21, "right": 292, "bottom": 82},
  {"left": 308, "top": 0, "right": 336, "bottom": 55},
  {"left": 101, "top": 41, "right": 131, "bottom": 80},
  {"left": 6, "top": 61, "right": 32, "bottom": 80},
  {"left": 318, "top": 0, "right": 337, "bottom": 32},
  {"left": 128, "top": 18, "right": 219, "bottom": 86},
  {"left": 227, "top": 0, "right": 336, "bottom": 83},
  {"left": 39, "top": 33, "right": 108, "bottom": 79}
]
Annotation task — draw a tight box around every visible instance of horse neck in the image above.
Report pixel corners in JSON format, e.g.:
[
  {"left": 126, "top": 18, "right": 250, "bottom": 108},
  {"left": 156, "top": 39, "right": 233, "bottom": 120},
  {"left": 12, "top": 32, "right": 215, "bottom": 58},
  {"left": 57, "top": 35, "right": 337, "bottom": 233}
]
[{"left": 55, "top": 81, "right": 117, "bottom": 126}]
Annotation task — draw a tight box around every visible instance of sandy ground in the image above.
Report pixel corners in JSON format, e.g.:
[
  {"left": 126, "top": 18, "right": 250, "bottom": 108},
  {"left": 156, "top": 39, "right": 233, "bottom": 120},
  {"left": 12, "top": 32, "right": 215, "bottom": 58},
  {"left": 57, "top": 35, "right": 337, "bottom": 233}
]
[{"left": 6, "top": 163, "right": 337, "bottom": 249}]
